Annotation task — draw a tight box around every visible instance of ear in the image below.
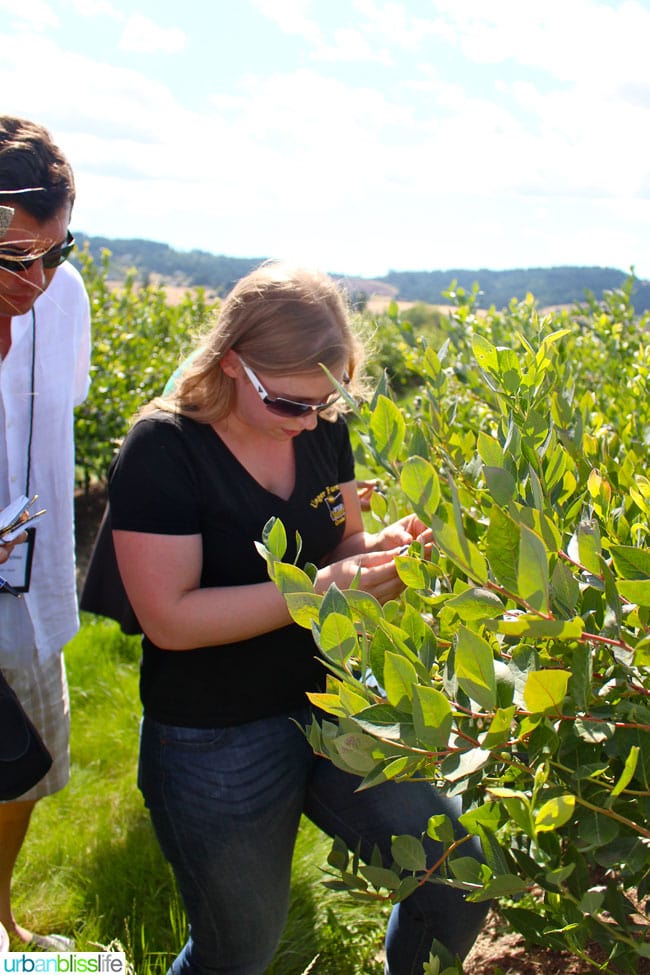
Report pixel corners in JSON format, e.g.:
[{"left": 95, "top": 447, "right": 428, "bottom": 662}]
[{"left": 219, "top": 348, "right": 241, "bottom": 379}]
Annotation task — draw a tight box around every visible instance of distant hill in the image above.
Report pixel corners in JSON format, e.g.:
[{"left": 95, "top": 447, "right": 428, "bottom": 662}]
[{"left": 73, "top": 233, "right": 650, "bottom": 313}]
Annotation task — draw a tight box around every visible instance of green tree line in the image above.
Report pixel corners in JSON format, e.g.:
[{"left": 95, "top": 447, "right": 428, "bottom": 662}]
[{"left": 71, "top": 234, "right": 650, "bottom": 312}]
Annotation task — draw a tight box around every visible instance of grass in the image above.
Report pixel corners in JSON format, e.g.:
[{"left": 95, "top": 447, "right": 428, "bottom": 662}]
[{"left": 12, "top": 614, "right": 388, "bottom": 974}]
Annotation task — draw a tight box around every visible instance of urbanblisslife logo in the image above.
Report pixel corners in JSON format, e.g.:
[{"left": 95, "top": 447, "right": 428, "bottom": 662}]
[{"left": 2, "top": 954, "right": 126, "bottom": 974}]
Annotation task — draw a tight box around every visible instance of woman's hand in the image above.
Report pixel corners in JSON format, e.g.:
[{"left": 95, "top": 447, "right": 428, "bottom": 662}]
[
  {"left": 316, "top": 547, "right": 407, "bottom": 605},
  {"left": 373, "top": 513, "right": 432, "bottom": 554}
]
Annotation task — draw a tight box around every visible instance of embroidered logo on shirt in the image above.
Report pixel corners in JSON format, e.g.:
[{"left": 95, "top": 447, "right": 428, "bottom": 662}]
[{"left": 310, "top": 484, "right": 346, "bottom": 526}]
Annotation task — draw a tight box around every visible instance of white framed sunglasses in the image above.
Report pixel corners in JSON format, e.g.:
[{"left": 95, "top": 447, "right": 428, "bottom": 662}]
[{"left": 238, "top": 357, "right": 349, "bottom": 418}]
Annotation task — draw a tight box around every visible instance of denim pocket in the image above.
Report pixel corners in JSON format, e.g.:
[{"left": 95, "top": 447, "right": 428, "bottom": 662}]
[{"left": 157, "top": 722, "right": 230, "bottom": 751}]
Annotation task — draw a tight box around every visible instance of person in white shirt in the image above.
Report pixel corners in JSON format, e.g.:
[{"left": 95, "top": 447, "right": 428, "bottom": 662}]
[{"left": 0, "top": 116, "right": 91, "bottom": 951}]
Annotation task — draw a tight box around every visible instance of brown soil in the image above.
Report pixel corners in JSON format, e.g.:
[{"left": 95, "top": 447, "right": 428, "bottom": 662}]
[
  {"left": 462, "top": 906, "right": 650, "bottom": 975},
  {"left": 72, "top": 488, "right": 649, "bottom": 975}
]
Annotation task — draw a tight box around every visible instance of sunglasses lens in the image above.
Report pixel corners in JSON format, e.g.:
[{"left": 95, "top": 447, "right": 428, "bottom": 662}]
[
  {"left": 0, "top": 255, "right": 31, "bottom": 272},
  {"left": 265, "top": 399, "right": 310, "bottom": 418},
  {"left": 42, "top": 236, "right": 74, "bottom": 269}
]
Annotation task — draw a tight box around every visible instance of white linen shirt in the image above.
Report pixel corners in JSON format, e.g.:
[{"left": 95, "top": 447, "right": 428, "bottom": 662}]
[{"left": 0, "top": 260, "right": 91, "bottom": 664}]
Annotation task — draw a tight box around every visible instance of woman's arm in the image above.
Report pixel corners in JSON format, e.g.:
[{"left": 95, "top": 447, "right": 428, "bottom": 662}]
[
  {"left": 114, "top": 492, "right": 418, "bottom": 650},
  {"left": 113, "top": 529, "right": 293, "bottom": 650}
]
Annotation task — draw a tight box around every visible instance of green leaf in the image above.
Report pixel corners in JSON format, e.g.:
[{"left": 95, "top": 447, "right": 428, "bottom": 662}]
[
  {"left": 426, "top": 813, "right": 455, "bottom": 845},
  {"left": 567, "top": 644, "right": 592, "bottom": 711},
  {"left": 448, "top": 856, "right": 483, "bottom": 886},
  {"left": 577, "top": 887, "right": 606, "bottom": 916},
  {"left": 535, "top": 794, "right": 576, "bottom": 832},
  {"left": 441, "top": 745, "right": 491, "bottom": 783},
  {"left": 459, "top": 801, "right": 505, "bottom": 837},
  {"left": 484, "top": 466, "right": 517, "bottom": 505},
  {"left": 617, "top": 579, "right": 650, "bottom": 606},
  {"left": 497, "top": 347, "right": 522, "bottom": 393},
  {"left": 359, "top": 864, "right": 401, "bottom": 890},
  {"left": 601, "top": 558, "right": 622, "bottom": 636},
  {"left": 400, "top": 455, "right": 441, "bottom": 519},
  {"left": 576, "top": 520, "right": 602, "bottom": 575},
  {"left": 285, "top": 591, "right": 321, "bottom": 628},
  {"left": 550, "top": 560, "right": 580, "bottom": 617},
  {"left": 455, "top": 626, "right": 496, "bottom": 710},
  {"left": 338, "top": 683, "right": 371, "bottom": 715},
  {"left": 332, "top": 733, "right": 377, "bottom": 773},
  {"left": 431, "top": 512, "right": 488, "bottom": 584},
  {"left": 481, "top": 706, "right": 516, "bottom": 749},
  {"left": 369, "top": 395, "right": 406, "bottom": 464},
  {"left": 393, "top": 876, "right": 421, "bottom": 902},
  {"left": 444, "top": 588, "right": 504, "bottom": 621},
  {"left": 517, "top": 524, "right": 549, "bottom": 614},
  {"left": 411, "top": 685, "right": 453, "bottom": 749},
  {"left": 574, "top": 717, "right": 614, "bottom": 743},
  {"left": 477, "top": 432, "right": 504, "bottom": 468},
  {"left": 306, "top": 692, "right": 346, "bottom": 717},
  {"left": 544, "top": 864, "right": 576, "bottom": 888},
  {"left": 486, "top": 506, "right": 519, "bottom": 593},
  {"left": 383, "top": 651, "right": 418, "bottom": 712},
  {"left": 395, "top": 555, "right": 435, "bottom": 590},
  {"left": 318, "top": 613, "right": 359, "bottom": 665},
  {"left": 353, "top": 704, "right": 405, "bottom": 740},
  {"left": 343, "top": 589, "right": 383, "bottom": 625},
  {"left": 272, "top": 562, "right": 315, "bottom": 594},
  {"left": 611, "top": 745, "right": 640, "bottom": 797},
  {"left": 609, "top": 544, "right": 650, "bottom": 580},
  {"left": 320, "top": 584, "right": 352, "bottom": 622},
  {"left": 487, "top": 616, "right": 584, "bottom": 640},
  {"left": 472, "top": 334, "right": 499, "bottom": 376},
  {"left": 391, "top": 834, "right": 427, "bottom": 872},
  {"left": 262, "top": 516, "right": 287, "bottom": 560},
  {"left": 470, "top": 874, "right": 528, "bottom": 901},
  {"left": 524, "top": 670, "right": 571, "bottom": 714}
]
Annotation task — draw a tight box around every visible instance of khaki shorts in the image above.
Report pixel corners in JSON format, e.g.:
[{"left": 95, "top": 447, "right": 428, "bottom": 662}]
[{"left": 0, "top": 651, "right": 70, "bottom": 802}]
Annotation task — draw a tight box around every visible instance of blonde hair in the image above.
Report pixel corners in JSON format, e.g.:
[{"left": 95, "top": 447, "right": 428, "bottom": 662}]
[{"left": 145, "top": 261, "right": 367, "bottom": 424}]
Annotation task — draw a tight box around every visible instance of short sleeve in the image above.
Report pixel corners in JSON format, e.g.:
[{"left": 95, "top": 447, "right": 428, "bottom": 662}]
[{"left": 109, "top": 415, "right": 203, "bottom": 535}]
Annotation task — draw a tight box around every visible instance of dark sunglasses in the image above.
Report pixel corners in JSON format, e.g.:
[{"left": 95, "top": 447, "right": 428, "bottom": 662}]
[
  {"left": 239, "top": 357, "right": 349, "bottom": 418},
  {"left": 0, "top": 230, "right": 75, "bottom": 273}
]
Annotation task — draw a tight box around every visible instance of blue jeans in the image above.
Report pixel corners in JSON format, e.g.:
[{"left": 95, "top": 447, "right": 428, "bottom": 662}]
[{"left": 138, "top": 709, "right": 488, "bottom": 975}]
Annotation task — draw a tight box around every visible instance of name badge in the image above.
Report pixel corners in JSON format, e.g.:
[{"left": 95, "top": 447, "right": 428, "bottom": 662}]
[{"left": 0, "top": 527, "right": 36, "bottom": 594}]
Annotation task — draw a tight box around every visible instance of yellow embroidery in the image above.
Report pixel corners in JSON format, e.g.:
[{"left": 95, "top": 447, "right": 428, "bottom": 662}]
[{"left": 310, "top": 484, "right": 346, "bottom": 526}]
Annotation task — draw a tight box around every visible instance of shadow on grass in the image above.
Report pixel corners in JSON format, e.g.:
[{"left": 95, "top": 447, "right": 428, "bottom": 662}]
[
  {"left": 79, "top": 812, "right": 384, "bottom": 975},
  {"left": 75, "top": 810, "right": 183, "bottom": 974}
]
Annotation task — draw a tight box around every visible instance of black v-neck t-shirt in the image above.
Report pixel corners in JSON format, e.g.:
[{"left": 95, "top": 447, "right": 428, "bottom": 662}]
[{"left": 108, "top": 411, "right": 355, "bottom": 726}]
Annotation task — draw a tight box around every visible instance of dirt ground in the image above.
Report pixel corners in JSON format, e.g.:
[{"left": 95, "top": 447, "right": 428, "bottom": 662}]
[
  {"left": 73, "top": 487, "right": 648, "bottom": 975},
  {"left": 462, "top": 905, "right": 650, "bottom": 975}
]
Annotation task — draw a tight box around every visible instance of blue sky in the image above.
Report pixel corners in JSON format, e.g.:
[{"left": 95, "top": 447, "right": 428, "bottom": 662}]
[{"left": 2, "top": 0, "right": 650, "bottom": 278}]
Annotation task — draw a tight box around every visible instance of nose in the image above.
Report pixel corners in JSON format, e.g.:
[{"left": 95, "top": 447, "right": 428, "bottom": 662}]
[
  {"left": 298, "top": 409, "right": 319, "bottom": 431},
  {"left": 20, "top": 257, "right": 47, "bottom": 293}
]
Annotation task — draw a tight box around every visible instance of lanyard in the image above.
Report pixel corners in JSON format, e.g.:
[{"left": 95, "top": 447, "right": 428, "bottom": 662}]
[{"left": 25, "top": 307, "right": 35, "bottom": 497}]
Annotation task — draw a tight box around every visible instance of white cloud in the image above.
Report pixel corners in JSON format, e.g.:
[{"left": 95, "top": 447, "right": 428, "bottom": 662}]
[
  {"left": 249, "top": 0, "right": 323, "bottom": 43},
  {"left": 353, "top": 0, "right": 438, "bottom": 51},
  {"left": 68, "top": 0, "right": 121, "bottom": 17},
  {"left": 0, "top": 0, "right": 58, "bottom": 30},
  {"left": 119, "top": 12, "right": 186, "bottom": 54},
  {"left": 426, "top": 0, "right": 650, "bottom": 91},
  {"left": 313, "top": 27, "right": 392, "bottom": 64}
]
